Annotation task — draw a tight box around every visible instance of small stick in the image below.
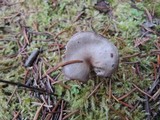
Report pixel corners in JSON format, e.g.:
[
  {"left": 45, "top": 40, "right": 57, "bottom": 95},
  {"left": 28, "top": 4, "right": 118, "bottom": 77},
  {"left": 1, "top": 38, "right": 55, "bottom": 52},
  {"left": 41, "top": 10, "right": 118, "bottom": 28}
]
[
  {"left": 54, "top": 30, "right": 68, "bottom": 39},
  {"left": 108, "top": 105, "right": 126, "bottom": 120},
  {"left": 112, "top": 94, "right": 119, "bottom": 103},
  {"left": 12, "top": 111, "right": 21, "bottom": 120},
  {"left": 140, "top": 25, "right": 156, "bottom": 34},
  {"left": 109, "top": 78, "right": 112, "bottom": 100},
  {"left": 42, "top": 60, "right": 83, "bottom": 78},
  {"left": 121, "top": 53, "right": 141, "bottom": 59},
  {"left": 148, "top": 75, "right": 160, "bottom": 94},
  {"left": 118, "top": 88, "right": 137, "bottom": 101},
  {"left": 132, "top": 83, "right": 152, "bottom": 98},
  {"left": 33, "top": 103, "right": 45, "bottom": 120},
  {"left": 119, "top": 100, "right": 134, "bottom": 109},
  {"left": 7, "top": 87, "right": 18, "bottom": 105},
  {"left": 144, "top": 7, "right": 152, "bottom": 23},
  {"left": 48, "top": 43, "right": 64, "bottom": 48},
  {"left": 122, "top": 61, "right": 140, "bottom": 64},
  {"left": 112, "top": 95, "right": 133, "bottom": 109},
  {"left": 45, "top": 99, "right": 62, "bottom": 120},
  {"left": 63, "top": 109, "right": 79, "bottom": 120},
  {"left": 23, "top": 27, "right": 30, "bottom": 45},
  {"left": 130, "top": 101, "right": 140, "bottom": 112},
  {"left": 144, "top": 92, "right": 151, "bottom": 120},
  {"left": 46, "top": 74, "right": 55, "bottom": 83},
  {"left": 59, "top": 100, "right": 64, "bottom": 120},
  {"left": 150, "top": 88, "right": 160, "bottom": 100},
  {"left": 0, "top": 79, "right": 54, "bottom": 95},
  {"left": 1, "top": 12, "right": 21, "bottom": 19},
  {"left": 87, "top": 81, "right": 104, "bottom": 99},
  {"left": 152, "top": 62, "right": 157, "bottom": 80},
  {"left": 74, "top": 11, "right": 85, "bottom": 22}
]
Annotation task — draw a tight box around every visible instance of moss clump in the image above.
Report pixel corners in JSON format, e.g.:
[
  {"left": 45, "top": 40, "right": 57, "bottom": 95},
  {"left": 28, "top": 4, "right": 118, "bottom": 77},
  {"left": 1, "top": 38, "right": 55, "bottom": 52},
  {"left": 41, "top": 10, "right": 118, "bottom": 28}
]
[{"left": 0, "top": 0, "right": 159, "bottom": 119}]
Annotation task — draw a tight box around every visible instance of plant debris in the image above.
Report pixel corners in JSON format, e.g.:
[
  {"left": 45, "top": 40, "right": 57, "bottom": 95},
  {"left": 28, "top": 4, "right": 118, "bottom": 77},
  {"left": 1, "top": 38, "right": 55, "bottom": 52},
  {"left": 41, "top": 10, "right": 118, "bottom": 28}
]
[{"left": 0, "top": 0, "right": 160, "bottom": 119}]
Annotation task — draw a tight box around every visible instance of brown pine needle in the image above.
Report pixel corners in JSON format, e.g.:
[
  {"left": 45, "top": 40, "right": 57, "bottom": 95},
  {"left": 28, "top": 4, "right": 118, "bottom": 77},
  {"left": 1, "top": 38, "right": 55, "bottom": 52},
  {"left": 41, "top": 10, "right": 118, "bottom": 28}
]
[
  {"left": 63, "top": 109, "right": 79, "bottom": 120},
  {"left": 118, "top": 88, "right": 137, "bottom": 101},
  {"left": 112, "top": 94, "right": 119, "bottom": 103},
  {"left": 42, "top": 60, "right": 83, "bottom": 78},
  {"left": 132, "top": 83, "right": 152, "bottom": 98},
  {"left": 12, "top": 111, "right": 20, "bottom": 120},
  {"left": 150, "top": 88, "right": 160, "bottom": 100},
  {"left": 109, "top": 78, "right": 112, "bottom": 100},
  {"left": 45, "top": 100, "right": 62, "bottom": 120},
  {"left": 112, "top": 95, "right": 133, "bottom": 109},
  {"left": 33, "top": 103, "right": 45, "bottom": 120},
  {"left": 87, "top": 81, "right": 104, "bottom": 99},
  {"left": 23, "top": 27, "right": 30, "bottom": 45},
  {"left": 119, "top": 100, "right": 134, "bottom": 109}
]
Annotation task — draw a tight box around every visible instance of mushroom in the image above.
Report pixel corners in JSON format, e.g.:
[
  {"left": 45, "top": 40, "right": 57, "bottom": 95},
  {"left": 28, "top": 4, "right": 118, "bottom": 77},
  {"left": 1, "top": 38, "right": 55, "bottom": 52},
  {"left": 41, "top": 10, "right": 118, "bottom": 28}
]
[{"left": 62, "top": 31, "right": 119, "bottom": 82}]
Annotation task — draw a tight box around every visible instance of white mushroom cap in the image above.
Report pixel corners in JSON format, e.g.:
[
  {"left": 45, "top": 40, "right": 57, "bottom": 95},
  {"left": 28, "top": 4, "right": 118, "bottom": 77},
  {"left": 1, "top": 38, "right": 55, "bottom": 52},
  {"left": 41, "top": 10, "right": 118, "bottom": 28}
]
[{"left": 62, "top": 31, "right": 119, "bottom": 82}]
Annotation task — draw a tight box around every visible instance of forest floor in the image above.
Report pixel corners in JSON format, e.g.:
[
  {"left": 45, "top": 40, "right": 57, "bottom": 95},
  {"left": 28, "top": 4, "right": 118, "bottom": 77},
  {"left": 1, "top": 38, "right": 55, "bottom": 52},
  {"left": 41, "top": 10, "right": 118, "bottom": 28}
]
[{"left": 0, "top": 0, "right": 160, "bottom": 119}]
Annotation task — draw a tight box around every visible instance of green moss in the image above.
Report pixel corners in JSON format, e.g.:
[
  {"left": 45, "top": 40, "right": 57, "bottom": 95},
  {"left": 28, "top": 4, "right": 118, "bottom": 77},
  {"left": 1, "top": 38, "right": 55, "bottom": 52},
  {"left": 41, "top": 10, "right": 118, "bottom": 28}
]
[{"left": 0, "top": 0, "right": 159, "bottom": 119}]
